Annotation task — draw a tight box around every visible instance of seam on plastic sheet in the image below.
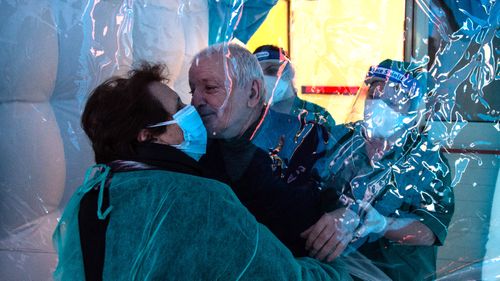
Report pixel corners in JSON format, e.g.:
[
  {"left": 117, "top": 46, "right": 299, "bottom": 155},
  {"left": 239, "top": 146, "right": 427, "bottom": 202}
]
[{"left": 235, "top": 224, "right": 260, "bottom": 281}]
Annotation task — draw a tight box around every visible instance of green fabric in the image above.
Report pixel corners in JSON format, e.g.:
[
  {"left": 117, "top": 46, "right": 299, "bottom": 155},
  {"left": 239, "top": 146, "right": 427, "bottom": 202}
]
[
  {"left": 54, "top": 166, "right": 352, "bottom": 280},
  {"left": 359, "top": 240, "right": 438, "bottom": 281}
]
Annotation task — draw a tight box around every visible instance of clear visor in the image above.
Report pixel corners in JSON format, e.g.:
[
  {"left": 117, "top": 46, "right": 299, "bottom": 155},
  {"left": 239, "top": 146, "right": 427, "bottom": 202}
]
[{"left": 346, "top": 75, "right": 422, "bottom": 124}]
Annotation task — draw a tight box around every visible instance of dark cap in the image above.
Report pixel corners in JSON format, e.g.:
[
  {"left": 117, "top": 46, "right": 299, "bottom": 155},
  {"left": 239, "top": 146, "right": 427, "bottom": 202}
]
[{"left": 253, "top": 45, "right": 289, "bottom": 62}]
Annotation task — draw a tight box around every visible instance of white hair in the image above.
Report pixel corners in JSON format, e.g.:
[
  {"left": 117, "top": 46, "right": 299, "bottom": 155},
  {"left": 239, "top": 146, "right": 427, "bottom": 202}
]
[{"left": 192, "top": 43, "right": 265, "bottom": 101}]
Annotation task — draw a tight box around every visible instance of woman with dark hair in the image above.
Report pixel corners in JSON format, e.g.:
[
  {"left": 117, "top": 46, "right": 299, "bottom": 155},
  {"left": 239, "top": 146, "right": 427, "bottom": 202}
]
[{"left": 53, "top": 62, "right": 351, "bottom": 281}]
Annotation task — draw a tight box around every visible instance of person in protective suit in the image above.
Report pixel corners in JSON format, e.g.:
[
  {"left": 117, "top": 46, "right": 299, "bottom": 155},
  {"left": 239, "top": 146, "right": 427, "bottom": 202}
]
[
  {"left": 304, "top": 59, "right": 455, "bottom": 281},
  {"left": 253, "top": 44, "right": 336, "bottom": 134}
]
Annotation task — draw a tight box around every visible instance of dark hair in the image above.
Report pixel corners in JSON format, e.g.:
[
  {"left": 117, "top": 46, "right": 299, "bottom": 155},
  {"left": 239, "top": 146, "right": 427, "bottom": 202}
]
[{"left": 82, "top": 62, "right": 170, "bottom": 163}]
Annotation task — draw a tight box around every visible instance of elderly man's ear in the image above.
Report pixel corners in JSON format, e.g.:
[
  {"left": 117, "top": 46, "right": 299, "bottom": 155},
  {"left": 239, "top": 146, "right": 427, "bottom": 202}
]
[{"left": 247, "top": 79, "right": 263, "bottom": 108}]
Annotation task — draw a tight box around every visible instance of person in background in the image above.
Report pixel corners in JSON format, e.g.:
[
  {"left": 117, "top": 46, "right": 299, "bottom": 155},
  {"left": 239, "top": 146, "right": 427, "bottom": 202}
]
[
  {"left": 302, "top": 59, "right": 455, "bottom": 280},
  {"left": 253, "top": 44, "right": 336, "bottom": 133},
  {"left": 52, "top": 62, "right": 352, "bottom": 281}
]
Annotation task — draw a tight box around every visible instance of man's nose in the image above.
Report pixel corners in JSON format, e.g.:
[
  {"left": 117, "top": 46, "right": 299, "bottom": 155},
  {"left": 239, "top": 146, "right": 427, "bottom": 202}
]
[{"left": 191, "top": 90, "right": 205, "bottom": 107}]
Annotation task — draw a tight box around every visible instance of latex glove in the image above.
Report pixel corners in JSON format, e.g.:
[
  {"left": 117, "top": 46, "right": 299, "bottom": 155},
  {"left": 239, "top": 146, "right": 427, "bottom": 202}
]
[
  {"left": 300, "top": 207, "right": 360, "bottom": 262},
  {"left": 354, "top": 200, "right": 388, "bottom": 238}
]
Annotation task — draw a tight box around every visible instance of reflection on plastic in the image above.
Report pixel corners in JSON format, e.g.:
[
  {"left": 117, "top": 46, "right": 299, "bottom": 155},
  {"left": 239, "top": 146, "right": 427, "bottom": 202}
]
[{"left": 0, "top": 0, "right": 498, "bottom": 280}]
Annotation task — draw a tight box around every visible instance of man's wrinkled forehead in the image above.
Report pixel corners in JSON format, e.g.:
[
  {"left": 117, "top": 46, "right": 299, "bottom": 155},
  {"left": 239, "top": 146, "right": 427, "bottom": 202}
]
[
  {"left": 192, "top": 49, "right": 237, "bottom": 75},
  {"left": 191, "top": 52, "right": 221, "bottom": 71}
]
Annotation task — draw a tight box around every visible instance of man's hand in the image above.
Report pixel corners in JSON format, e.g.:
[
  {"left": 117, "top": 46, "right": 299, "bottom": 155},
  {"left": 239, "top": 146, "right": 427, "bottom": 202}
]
[{"left": 300, "top": 207, "right": 359, "bottom": 262}]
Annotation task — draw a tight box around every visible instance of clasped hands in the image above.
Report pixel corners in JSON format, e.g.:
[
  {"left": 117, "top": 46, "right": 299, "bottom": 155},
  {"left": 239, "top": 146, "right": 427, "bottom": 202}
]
[{"left": 300, "top": 201, "right": 388, "bottom": 262}]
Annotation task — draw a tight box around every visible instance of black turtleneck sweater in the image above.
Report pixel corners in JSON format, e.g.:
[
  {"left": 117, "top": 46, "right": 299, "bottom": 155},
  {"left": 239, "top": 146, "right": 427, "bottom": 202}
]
[{"left": 199, "top": 121, "right": 325, "bottom": 257}]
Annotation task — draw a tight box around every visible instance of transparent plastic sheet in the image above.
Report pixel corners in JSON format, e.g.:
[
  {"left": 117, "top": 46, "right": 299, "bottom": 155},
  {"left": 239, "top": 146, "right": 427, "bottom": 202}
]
[
  {"left": 246, "top": 1, "right": 498, "bottom": 280},
  {"left": 334, "top": 2, "right": 497, "bottom": 280},
  {"left": 321, "top": 1, "right": 499, "bottom": 279},
  {"left": 421, "top": 1, "right": 499, "bottom": 279},
  {"left": 2, "top": 0, "right": 209, "bottom": 279},
  {"left": 0, "top": 1, "right": 281, "bottom": 280},
  {"left": 0, "top": 1, "right": 498, "bottom": 281}
]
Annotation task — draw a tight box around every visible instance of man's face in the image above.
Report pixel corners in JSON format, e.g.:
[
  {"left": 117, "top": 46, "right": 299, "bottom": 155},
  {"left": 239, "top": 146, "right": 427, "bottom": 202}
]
[
  {"left": 189, "top": 54, "right": 252, "bottom": 139},
  {"left": 259, "top": 60, "right": 283, "bottom": 77}
]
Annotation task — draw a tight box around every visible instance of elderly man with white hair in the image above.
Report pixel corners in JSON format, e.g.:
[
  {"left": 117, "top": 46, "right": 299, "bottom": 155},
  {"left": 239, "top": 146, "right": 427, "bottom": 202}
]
[{"left": 188, "top": 43, "right": 351, "bottom": 259}]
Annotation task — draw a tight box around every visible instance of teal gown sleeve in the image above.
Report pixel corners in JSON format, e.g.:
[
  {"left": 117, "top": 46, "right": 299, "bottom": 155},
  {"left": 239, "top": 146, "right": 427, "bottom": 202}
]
[
  {"left": 52, "top": 186, "right": 87, "bottom": 281},
  {"left": 204, "top": 180, "right": 352, "bottom": 280}
]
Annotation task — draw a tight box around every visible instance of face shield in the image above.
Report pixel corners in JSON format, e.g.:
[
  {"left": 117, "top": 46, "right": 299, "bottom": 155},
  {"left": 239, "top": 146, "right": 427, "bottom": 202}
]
[
  {"left": 347, "top": 65, "right": 424, "bottom": 140},
  {"left": 254, "top": 47, "right": 295, "bottom": 104}
]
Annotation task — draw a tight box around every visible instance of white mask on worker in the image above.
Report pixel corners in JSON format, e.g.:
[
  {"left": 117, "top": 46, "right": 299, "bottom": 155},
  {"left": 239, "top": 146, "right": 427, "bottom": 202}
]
[
  {"left": 364, "top": 100, "right": 406, "bottom": 139},
  {"left": 264, "top": 75, "right": 291, "bottom": 104}
]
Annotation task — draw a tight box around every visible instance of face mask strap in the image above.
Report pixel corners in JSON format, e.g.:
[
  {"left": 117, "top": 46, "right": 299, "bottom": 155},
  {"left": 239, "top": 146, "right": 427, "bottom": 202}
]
[
  {"left": 146, "top": 119, "right": 177, "bottom": 128},
  {"left": 148, "top": 105, "right": 197, "bottom": 129}
]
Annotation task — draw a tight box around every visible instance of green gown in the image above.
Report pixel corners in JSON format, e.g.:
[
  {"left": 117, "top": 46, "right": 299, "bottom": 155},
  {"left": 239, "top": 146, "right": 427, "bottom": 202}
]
[{"left": 53, "top": 165, "right": 351, "bottom": 280}]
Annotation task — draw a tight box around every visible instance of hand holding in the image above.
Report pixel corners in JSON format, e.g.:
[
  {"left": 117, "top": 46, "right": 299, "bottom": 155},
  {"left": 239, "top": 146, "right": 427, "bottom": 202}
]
[
  {"left": 354, "top": 200, "right": 388, "bottom": 238},
  {"left": 300, "top": 207, "right": 360, "bottom": 262}
]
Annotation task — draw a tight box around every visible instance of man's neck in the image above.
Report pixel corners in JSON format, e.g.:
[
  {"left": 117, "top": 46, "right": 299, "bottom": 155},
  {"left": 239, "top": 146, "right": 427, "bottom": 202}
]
[{"left": 223, "top": 106, "right": 264, "bottom": 143}]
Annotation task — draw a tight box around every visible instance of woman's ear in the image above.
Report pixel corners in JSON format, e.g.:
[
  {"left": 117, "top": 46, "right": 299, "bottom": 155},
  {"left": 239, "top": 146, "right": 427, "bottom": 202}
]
[
  {"left": 137, "top": 129, "right": 152, "bottom": 142},
  {"left": 248, "top": 79, "right": 262, "bottom": 108}
]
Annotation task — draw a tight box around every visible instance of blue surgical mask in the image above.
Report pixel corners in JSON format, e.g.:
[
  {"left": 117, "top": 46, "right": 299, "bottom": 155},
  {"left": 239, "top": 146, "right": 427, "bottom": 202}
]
[{"left": 148, "top": 105, "right": 207, "bottom": 161}]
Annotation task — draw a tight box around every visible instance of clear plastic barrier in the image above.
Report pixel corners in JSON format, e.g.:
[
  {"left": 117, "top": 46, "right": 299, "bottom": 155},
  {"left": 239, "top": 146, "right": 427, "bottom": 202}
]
[{"left": 0, "top": 0, "right": 498, "bottom": 280}]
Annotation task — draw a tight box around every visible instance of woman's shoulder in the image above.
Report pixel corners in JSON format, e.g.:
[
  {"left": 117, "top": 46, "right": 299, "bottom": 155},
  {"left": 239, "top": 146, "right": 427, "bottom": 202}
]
[{"left": 113, "top": 169, "right": 237, "bottom": 200}]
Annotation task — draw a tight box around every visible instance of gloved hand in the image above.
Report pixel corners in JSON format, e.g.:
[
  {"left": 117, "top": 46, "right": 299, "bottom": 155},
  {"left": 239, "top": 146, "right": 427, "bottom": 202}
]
[{"left": 354, "top": 200, "right": 388, "bottom": 238}]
